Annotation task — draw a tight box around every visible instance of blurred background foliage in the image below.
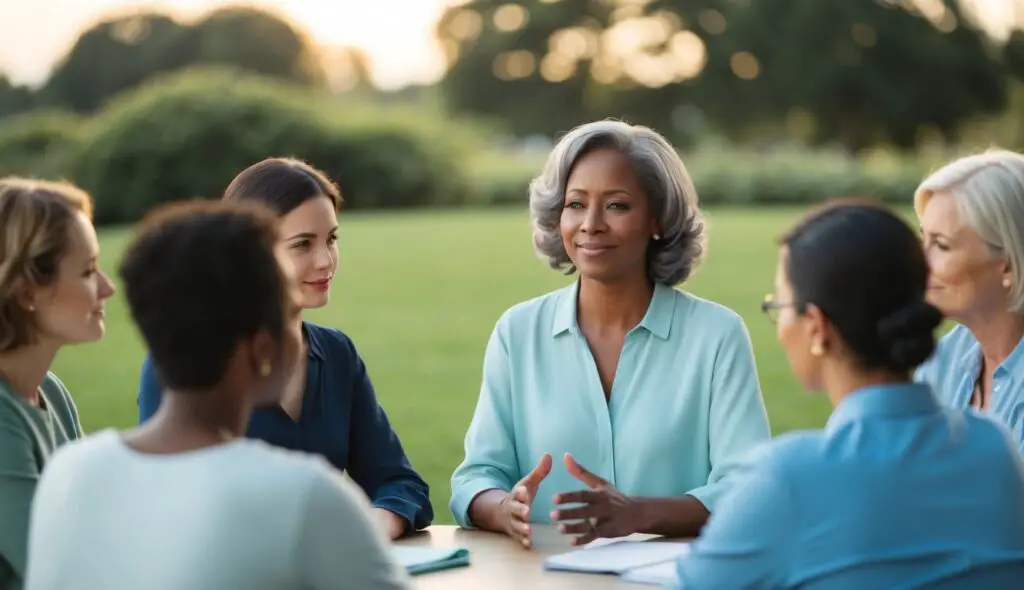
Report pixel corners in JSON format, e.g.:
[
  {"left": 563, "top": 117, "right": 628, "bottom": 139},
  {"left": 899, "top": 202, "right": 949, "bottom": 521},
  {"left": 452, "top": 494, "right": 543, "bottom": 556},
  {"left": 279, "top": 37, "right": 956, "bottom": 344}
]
[{"left": 3, "top": 1, "right": 1024, "bottom": 225}]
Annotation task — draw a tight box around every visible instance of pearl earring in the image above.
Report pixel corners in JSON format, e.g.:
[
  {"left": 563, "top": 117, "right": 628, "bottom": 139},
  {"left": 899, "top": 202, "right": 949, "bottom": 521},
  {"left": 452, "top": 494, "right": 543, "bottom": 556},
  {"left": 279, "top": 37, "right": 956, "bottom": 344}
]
[
  {"left": 810, "top": 343, "right": 824, "bottom": 357},
  {"left": 259, "top": 361, "right": 271, "bottom": 377},
  {"left": 652, "top": 234, "right": 660, "bottom": 241},
  {"left": 1004, "top": 277, "right": 1012, "bottom": 289}
]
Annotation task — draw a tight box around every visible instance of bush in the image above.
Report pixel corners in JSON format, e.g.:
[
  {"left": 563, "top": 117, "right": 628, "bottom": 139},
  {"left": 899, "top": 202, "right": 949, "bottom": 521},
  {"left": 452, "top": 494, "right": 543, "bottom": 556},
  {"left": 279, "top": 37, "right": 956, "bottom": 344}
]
[
  {"left": 466, "top": 146, "right": 932, "bottom": 208},
  {"left": 64, "top": 68, "right": 473, "bottom": 225},
  {"left": 0, "top": 110, "right": 85, "bottom": 180}
]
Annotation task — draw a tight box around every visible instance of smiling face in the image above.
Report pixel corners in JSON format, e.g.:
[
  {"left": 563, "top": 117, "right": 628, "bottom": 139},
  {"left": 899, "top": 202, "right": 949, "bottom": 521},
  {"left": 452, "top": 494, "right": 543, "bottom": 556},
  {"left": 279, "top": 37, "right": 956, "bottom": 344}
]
[
  {"left": 559, "top": 148, "right": 659, "bottom": 283},
  {"left": 919, "top": 190, "right": 1009, "bottom": 321},
  {"left": 276, "top": 196, "right": 339, "bottom": 310},
  {"left": 29, "top": 211, "right": 116, "bottom": 345}
]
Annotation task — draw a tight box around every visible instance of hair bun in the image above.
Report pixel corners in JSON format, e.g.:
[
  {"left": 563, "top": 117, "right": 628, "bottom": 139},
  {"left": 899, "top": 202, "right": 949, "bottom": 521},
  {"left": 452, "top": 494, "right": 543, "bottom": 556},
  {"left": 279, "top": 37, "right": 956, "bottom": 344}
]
[{"left": 875, "top": 300, "right": 944, "bottom": 370}]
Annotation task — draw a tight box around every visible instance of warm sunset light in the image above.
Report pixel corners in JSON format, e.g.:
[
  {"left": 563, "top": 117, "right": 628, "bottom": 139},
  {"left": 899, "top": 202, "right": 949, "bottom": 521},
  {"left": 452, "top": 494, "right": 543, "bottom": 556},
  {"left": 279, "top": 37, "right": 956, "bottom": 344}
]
[{"left": 0, "top": 0, "right": 457, "bottom": 89}]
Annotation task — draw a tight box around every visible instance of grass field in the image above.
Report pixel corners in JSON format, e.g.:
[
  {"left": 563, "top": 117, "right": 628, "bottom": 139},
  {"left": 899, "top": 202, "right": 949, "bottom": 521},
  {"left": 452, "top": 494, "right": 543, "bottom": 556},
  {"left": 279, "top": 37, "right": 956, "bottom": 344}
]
[{"left": 52, "top": 206, "right": 836, "bottom": 523}]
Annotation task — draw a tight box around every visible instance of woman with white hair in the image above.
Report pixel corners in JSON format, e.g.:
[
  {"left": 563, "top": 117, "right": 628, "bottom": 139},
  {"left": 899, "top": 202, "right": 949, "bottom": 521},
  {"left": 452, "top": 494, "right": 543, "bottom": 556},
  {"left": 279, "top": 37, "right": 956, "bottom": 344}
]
[
  {"left": 449, "top": 120, "right": 771, "bottom": 548},
  {"left": 915, "top": 149, "right": 1024, "bottom": 452}
]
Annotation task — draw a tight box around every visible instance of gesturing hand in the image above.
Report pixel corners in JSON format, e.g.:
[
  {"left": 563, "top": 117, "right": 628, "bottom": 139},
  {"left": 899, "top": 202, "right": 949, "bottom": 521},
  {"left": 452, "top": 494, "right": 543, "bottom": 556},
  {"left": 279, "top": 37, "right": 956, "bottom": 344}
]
[
  {"left": 551, "top": 453, "right": 639, "bottom": 546},
  {"left": 500, "top": 453, "right": 552, "bottom": 549}
]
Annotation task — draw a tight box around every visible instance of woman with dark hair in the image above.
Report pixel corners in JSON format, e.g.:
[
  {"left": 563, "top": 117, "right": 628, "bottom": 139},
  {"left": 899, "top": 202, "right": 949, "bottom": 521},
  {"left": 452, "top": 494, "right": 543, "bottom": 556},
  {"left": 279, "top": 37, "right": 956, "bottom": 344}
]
[
  {"left": 671, "top": 199, "right": 1024, "bottom": 589},
  {"left": 25, "top": 201, "right": 408, "bottom": 589},
  {"left": 136, "top": 158, "right": 431, "bottom": 539}
]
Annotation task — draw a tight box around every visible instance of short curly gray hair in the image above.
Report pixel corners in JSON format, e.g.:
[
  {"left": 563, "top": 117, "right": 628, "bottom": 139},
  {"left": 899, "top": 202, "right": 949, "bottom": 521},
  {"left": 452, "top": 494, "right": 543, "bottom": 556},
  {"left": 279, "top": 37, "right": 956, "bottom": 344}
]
[{"left": 529, "top": 120, "right": 706, "bottom": 286}]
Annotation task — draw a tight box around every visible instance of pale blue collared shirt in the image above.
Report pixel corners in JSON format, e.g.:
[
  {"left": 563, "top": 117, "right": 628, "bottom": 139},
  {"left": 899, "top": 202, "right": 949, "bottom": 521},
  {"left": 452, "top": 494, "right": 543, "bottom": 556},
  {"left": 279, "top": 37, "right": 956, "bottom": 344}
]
[
  {"left": 672, "top": 382, "right": 1024, "bottom": 589},
  {"left": 915, "top": 324, "right": 1024, "bottom": 454},
  {"left": 449, "top": 280, "right": 772, "bottom": 527}
]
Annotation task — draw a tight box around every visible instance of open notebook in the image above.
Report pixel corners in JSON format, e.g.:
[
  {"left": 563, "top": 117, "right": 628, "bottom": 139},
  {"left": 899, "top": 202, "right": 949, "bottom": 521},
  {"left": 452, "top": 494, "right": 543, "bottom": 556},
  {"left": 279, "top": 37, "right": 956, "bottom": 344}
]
[
  {"left": 391, "top": 546, "right": 471, "bottom": 576},
  {"left": 543, "top": 538, "right": 689, "bottom": 586}
]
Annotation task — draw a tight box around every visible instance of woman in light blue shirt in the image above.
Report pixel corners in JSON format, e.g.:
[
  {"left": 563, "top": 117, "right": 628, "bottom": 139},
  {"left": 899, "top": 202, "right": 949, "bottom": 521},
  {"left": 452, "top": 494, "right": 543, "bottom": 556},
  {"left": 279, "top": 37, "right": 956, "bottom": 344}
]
[
  {"left": 450, "top": 120, "right": 772, "bottom": 549},
  {"left": 674, "top": 199, "right": 1024, "bottom": 589},
  {"left": 914, "top": 149, "right": 1024, "bottom": 453}
]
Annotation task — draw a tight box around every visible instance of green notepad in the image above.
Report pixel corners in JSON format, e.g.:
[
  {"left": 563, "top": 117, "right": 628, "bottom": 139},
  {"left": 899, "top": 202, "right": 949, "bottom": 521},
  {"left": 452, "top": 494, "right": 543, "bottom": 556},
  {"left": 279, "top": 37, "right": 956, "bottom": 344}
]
[{"left": 392, "top": 546, "right": 470, "bottom": 576}]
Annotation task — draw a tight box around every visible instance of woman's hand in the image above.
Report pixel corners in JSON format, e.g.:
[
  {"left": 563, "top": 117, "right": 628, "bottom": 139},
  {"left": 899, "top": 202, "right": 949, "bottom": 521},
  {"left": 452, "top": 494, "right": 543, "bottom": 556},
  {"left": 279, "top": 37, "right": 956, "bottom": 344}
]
[
  {"left": 500, "top": 453, "right": 553, "bottom": 549},
  {"left": 551, "top": 453, "right": 640, "bottom": 546}
]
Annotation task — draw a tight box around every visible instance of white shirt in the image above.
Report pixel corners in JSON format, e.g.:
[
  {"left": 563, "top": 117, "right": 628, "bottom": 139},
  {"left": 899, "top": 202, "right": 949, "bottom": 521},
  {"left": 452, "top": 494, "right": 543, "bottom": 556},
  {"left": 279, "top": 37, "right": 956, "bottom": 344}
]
[{"left": 24, "top": 429, "right": 410, "bottom": 590}]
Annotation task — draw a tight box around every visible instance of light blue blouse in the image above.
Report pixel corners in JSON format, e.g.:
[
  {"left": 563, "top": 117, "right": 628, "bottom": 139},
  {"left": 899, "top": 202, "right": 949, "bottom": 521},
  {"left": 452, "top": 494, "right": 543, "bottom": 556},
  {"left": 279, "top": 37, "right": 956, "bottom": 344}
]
[
  {"left": 915, "top": 324, "right": 1024, "bottom": 454},
  {"left": 672, "top": 382, "right": 1024, "bottom": 589},
  {"left": 449, "top": 281, "right": 772, "bottom": 527}
]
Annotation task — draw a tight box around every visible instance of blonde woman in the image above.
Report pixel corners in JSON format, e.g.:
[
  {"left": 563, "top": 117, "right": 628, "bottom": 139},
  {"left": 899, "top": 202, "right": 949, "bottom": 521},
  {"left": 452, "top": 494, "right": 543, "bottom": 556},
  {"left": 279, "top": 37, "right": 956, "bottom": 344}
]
[
  {"left": 914, "top": 149, "right": 1024, "bottom": 452},
  {"left": 0, "top": 178, "right": 115, "bottom": 589}
]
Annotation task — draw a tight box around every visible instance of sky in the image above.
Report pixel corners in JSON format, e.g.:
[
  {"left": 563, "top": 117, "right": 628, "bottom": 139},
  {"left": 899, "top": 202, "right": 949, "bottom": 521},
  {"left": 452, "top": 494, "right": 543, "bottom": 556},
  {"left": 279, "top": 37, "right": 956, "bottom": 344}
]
[
  {"left": 0, "top": 0, "right": 1019, "bottom": 90},
  {"left": 0, "top": 0, "right": 459, "bottom": 89}
]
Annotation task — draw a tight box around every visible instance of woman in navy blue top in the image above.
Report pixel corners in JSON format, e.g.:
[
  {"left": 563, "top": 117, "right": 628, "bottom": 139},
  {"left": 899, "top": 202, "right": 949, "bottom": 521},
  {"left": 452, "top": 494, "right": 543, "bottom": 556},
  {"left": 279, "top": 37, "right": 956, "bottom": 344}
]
[{"left": 137, "top": 157, "right": 432, "bottom": 539}]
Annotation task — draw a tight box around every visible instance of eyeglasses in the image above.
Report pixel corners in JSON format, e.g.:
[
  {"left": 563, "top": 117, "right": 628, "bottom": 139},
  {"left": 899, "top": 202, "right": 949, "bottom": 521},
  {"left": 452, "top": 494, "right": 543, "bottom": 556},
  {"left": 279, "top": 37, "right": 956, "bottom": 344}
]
[{"left": 760, "top": 293, "right": 795, "bottom": 325}]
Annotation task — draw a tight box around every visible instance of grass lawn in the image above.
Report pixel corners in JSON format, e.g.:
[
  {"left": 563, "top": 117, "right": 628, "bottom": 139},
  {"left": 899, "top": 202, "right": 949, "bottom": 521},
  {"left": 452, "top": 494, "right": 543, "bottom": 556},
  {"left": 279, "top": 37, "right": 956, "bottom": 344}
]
[{"left": 52, "top": 206, "right": 835, "bottom": 523}]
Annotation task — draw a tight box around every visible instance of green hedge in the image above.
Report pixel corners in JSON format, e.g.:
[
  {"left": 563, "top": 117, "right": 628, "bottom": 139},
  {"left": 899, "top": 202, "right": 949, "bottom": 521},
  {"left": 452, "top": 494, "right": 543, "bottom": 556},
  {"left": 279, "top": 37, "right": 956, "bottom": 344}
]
[
  {"left": 0, "top": 110, "right": 85, "bottom": 179},
  {"left": 469, "top": 147, "right": 933, "bottom": 207},
  {"left": 65, "top": 68, "right": 476, "bottom": 225},
  {"left": 0, "top": 68, "right": 937, "bottom": 223}
]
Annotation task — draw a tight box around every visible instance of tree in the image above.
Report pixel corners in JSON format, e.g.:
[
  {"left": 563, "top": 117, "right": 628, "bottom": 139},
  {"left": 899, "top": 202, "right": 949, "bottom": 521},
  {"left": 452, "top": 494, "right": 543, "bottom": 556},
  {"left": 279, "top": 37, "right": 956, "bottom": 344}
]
[
  {"left": 684, "top": 0, "right": 1008, "bottom": 153},
  {"left": 0, "top": 74, "right": 34, "bottom": 119},
  {"left": 39, "top": 7, "right": 327, "bottom": 113}
]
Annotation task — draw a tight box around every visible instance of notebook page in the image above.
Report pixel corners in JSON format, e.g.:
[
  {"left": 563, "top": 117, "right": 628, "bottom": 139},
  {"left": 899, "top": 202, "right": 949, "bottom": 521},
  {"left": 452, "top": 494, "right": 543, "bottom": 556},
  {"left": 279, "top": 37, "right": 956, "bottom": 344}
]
[
  {"left": 621, "top": 559, "right": 682, "bottom": 586},
  {"left": 543, "top": 540, "right": 691, "bottom": 574}
]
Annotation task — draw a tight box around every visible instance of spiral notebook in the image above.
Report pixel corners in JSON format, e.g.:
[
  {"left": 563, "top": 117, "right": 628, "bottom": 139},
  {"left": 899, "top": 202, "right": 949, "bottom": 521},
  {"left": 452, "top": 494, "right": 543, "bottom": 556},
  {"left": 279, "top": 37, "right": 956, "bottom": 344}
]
[{"left": 391, "top": 546, "right": 471, "bottom": 576}]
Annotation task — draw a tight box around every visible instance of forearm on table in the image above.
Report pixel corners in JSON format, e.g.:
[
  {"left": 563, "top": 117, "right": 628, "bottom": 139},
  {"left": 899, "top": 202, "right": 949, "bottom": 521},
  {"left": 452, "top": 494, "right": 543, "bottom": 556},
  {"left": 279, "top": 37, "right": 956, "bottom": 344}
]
[
  {"left": 467, "top": 488, "right": 510, "bottom": 533},
  {"left": 631, "top": 494, "right": 710, "bottom": 538}
]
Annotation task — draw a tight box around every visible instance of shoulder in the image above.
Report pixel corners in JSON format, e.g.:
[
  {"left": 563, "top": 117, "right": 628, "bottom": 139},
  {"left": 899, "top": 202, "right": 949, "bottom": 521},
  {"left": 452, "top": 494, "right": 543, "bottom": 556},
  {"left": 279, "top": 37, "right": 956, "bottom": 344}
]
[
  {"left": 304, "top": 322, "right": 359, "bottom": 359},
  {"left": 244, "top": 440, "right": 371, "bottom": 510},
  {"left": 718, "top": 432, "right": 820, "bottom": 498},
  {"left": 958, "top": 410, "right": 1023, "bottom": 460},
  {"left": 919, "top": 324, "right": 974, "bottom": 370},
  {"left": 39, "top": 428, "right": 120, "bottom": 479},
  {"left": 489, "top": 283, "right": 575, "bottom": 342},
  {"left": 674, "top": 289, "right": 746, "bottom": 329},
  {"left": 41, "top": 371, "right": 81, "bottom": 428},
  {"left": 758, "top": 430, "right": 823, "bottom": 465},
  {"left": 668, "top": 289, "right": 751, "bottom": 347},
  {"left": 500, "top": 285, "right": 572, "bottom": 326},
  {"left": 738, "top": 430, "right": 826, "bottom": 485},
  {"left": 41, "top": 371, "right": 72, "bottom": 401},
  {"left": 915, "top": 324, "right": 977, "bottom": 387},
  {"left": 934, "top": 323, "right": 976, "bottom": 359}
]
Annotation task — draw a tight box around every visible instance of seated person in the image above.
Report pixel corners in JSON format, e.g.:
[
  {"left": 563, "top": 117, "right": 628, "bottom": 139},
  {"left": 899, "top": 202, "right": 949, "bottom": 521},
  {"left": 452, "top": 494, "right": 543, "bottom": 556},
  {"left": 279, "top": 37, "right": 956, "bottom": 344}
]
[
  {"left": 913, "top": 150, "right": 1024, "bottom": 453},
  {"left": 24, "top": 201, "right": 409, "bottom": 590},
  {"left": 0, "top": 178, "right": 115, "bottom": 590},
  {"left": 450, "top": 120, "right": 771, "bottom": 548},
  {"left": 136, "top": 158, "right": 431, "bottom": 539},
  {"left": 673, "top": 199, "right": 1024, "bottom": 589}
]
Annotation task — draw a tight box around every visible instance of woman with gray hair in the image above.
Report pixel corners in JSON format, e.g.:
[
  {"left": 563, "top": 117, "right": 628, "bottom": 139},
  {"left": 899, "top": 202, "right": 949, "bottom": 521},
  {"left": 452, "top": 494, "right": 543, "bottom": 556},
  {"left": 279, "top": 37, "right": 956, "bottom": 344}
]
[
  {"left": 915, "top": 149, "right": 1024, "bottom": 452},
  {"left": 449, "top": 120, "right": 771, "bottom": 549}
]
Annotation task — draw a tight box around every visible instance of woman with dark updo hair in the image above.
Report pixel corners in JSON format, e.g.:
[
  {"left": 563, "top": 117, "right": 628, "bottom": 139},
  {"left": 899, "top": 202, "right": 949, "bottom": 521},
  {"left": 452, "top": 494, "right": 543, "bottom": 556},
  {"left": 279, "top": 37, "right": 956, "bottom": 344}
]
[{"left": 670, "top": 199, "right": 1024, "bottom": 589}]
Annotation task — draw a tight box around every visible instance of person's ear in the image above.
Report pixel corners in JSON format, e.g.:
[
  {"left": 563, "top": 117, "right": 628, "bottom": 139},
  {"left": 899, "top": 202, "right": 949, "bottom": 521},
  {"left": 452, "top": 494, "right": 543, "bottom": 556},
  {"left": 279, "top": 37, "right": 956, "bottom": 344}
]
[
  {"left": 803, "top": 303, "right": 829, "bottom": 357},
  {"left": 247, "top": 329, "right": 278, "bottom": 379}
]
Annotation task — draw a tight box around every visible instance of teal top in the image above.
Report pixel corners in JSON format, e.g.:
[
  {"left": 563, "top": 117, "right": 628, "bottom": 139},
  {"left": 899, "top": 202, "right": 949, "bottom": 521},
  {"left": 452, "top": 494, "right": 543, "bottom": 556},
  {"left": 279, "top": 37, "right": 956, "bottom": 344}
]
[
  {"left": 673, "top": 383, "right": 1024, "bottom": 589},
  {"left": 450, "top": 281, "right": 772, "bottom": 527},
  {"left": 0, "top": 372, "right": 82, "bottom": 590}
]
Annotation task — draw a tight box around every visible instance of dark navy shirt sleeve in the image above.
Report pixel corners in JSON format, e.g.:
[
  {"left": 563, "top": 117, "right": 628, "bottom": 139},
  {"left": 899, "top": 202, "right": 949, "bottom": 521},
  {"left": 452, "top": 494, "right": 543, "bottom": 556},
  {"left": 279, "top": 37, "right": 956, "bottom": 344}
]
[
  {"left": 341, "top": 337, "right": 433, "bottom": 534},
  {"left": 137, "top": 353, "right": 163, "bottom": 424}
]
